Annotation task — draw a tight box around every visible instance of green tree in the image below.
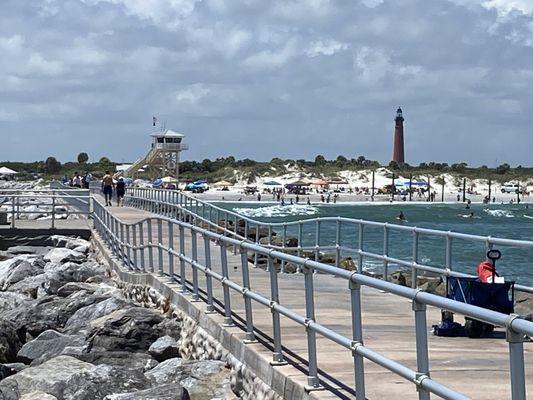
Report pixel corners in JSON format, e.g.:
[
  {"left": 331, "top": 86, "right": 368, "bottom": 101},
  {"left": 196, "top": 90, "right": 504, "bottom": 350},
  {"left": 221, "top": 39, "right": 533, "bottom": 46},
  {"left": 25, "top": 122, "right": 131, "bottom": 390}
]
[
  {"left": 314, "top": 155, "right": 326, "bottom": 166},
  {"left": 495, "top": 163, "right": 510, "bottom": 174},
  {"left": 77, "top": 152, "right": 89, "bottom": 164},
  {"left": 99, "top": 157, "right": 111, "bottom": 165},
  {"left": 44, "top": 156, "right": 61, "bottom": 173}
]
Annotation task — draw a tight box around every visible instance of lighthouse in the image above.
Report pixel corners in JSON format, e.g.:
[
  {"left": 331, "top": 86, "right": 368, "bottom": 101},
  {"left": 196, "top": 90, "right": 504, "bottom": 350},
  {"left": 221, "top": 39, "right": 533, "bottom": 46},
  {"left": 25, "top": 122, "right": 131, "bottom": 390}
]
[{"left": 392, "top": 107, "right": 405, "bottom": 164}]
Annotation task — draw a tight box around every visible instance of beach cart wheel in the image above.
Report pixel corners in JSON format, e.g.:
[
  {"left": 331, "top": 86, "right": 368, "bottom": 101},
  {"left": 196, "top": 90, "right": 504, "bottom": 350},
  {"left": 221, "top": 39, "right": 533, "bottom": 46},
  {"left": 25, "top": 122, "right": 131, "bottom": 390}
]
[{"left": 465, "top": 319, "right": 483, "bottom": 338}]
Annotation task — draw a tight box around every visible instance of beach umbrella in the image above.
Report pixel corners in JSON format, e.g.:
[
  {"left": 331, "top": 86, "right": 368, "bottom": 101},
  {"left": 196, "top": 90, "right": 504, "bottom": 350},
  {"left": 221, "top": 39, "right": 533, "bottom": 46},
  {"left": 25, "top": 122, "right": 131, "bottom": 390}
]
[
  {"left": 213, "top": 180, "right": 233, "bottom": 187},
  {"left": 264, "top": 180, "right": 281, "bottom": 186},
  {"left": 0, "top": 167, "right": 17, "bottom": 175},
  {"left": 310, "top": 179, "right": 327, "bottom": 186}
]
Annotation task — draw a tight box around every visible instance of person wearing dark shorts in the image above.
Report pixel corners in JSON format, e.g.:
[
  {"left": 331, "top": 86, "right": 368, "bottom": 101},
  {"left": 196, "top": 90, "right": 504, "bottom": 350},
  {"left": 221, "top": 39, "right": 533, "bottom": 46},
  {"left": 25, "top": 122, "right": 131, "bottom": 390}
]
[
  {"left": 102, "top": 171, "right": 114, "bottom": 206},
  {"left": 116, "top": 177, "right": 126, "bottom": 206}
]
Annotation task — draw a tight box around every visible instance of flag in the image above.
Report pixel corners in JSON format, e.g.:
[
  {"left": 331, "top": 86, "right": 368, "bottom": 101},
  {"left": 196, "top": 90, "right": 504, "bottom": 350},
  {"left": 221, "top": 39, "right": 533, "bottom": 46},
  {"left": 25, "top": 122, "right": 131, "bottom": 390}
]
[{"left": 152, "top": 116, "right": 157, "bottom": 127}]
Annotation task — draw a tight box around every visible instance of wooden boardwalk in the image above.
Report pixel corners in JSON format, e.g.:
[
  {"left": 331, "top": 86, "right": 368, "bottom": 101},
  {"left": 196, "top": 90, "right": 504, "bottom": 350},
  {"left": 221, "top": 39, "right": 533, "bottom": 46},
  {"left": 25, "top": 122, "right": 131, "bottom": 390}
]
[{"left": 100, "top": 201, "right": 532, "bottom": 400}]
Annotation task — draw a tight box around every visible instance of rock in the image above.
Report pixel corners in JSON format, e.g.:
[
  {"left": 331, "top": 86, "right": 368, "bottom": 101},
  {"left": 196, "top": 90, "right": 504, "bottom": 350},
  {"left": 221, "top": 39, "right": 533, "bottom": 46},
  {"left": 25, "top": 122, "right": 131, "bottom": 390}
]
[
  {"left": 148, "top": 336, "right": 179, "bottom": 362},
  {"left": 86, "top": 307, "right": 165, "bottom": 352},
  {"left": 51, "top": 236, "right": 91, "bottom": 254},
  {"left": 43, "top": 261, "right": 106, "bottom": 294},
  {"left": 154, "top": 319, "right": 182, "bottom": 340},
  {"left": 0, "top": 363, "right": 26, "bottom": 381},
  {"left": 390, "top": 271, "right": 409, "bottom": 287},
  {"left": 146, "top": 359, "right": 232, "bottom": 399},
  {"left": 6, "top": 246, "right": 51, "bottom": 257},
  {"left": 68, "top": 351, "right": 158, "bottom": 372},
  {"left": 515, "top": 292, "right": 533, "bottom": 317},
  {"left": 8, "top": 274, "right": 47, "bottom": 299},
  {"left": 4, "top": 294, "right": 110, "bottom": 338},
  {"left": 20, "top": 392, "right": 58, "bottom": 400},
  {"left": 104, "top": 383, "right": 189, "bottom": 400},
  {"left": 0, "top": 320, "right": 22, "bottom": 364},
  {"left": 64, "top": 296, "right": 130, "bottom": 334},
  {"left": 0, "top": 292, "right": 32, "bottom": 313},
  {"left": 0, "top": 355, "right": 151, "bottom": 400},
  {"left": 0, "top": 259, "right": 45, "bottom": 290},
  {"left": 57, "top": 282, "right": 99, "bottom": 297},
  {"left": 339, "top": 257, "right": 356, "bottom": 271},
  {"left": 17, "top": 330, "right": 85, "bottom": 365},
  {"left": 43, "top": 248, "right": 86, "bottom": 264}
]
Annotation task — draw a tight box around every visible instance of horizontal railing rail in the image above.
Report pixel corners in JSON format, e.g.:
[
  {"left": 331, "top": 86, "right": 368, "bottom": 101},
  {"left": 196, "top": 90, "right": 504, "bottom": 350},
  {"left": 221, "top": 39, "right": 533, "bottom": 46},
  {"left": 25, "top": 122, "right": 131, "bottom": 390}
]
[
  {"left": 125, "top": 187, "right": 533, "bottom": 295},
  {"left": 92, "top": 197, "right": 532, "bottom": 400}
]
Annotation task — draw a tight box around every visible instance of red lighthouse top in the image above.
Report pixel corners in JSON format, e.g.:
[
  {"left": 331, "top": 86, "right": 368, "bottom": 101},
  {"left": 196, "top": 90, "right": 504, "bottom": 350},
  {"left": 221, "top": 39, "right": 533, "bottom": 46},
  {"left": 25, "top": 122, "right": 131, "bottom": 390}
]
[{"left": 395, "top": 107, "right": 404, "bottom": 122}]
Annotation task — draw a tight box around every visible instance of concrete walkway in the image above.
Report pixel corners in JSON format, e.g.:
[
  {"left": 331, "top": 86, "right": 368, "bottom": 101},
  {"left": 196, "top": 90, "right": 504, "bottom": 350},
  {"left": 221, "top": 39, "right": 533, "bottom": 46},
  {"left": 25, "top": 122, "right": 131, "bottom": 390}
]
[{"left": 98, "top": 201, "right": 532, "bottom": 399}]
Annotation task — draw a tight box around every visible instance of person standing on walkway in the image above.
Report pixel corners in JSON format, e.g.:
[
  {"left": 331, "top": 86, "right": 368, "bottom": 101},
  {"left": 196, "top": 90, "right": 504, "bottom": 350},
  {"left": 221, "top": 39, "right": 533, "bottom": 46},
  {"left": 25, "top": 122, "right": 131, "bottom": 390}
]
[
  {"left": 102, "top": 171, "right": 114, "bottom": 206},
  {"left": 116, "top": 177, "right": 126, "bottom": 207}
]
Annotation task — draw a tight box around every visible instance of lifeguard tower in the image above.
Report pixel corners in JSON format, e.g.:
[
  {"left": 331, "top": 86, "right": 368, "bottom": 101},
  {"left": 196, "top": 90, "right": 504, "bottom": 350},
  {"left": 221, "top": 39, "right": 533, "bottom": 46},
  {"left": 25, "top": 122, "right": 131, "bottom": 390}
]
[{"left": 122, "top": 129, "right": 189, "bottom": 179}]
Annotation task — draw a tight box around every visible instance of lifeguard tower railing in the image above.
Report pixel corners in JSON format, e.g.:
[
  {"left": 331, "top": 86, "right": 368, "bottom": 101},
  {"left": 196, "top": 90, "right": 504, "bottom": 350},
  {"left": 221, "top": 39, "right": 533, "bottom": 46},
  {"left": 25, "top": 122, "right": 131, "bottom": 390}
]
[
  {"left": 89, "top": 189, "right": 533, "bottom": 400},
  {"left": 125, "top": 187, "right": 533, "bottom": 295}
]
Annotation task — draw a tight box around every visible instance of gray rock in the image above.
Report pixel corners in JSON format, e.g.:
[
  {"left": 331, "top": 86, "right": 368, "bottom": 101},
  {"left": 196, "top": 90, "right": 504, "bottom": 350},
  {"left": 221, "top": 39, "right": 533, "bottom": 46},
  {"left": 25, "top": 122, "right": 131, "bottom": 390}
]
[
  {"left": 44, "top": 248, "right": 86, "bottom": 264},
  {"left": 8, "top": 274, "right": 47, "bottom": 299},
  {"left": 154, "top": 319, "right": 182, "bottom": 339},
  {"left": 20, "top": 391, "right": 58, "bottom": 400},
  {"left": 104, "top": 383, "right": 189, "bottom": 400},
  {"left": 64, "top": 296, "right": 130, "bottom": 333},
  {"left": 148, "top": 336, "right": 179, "bottom": 362},
  {"left": 43, "top": 261, "right": 106, "bottom": 295},
  {"left": 0, "top": 292, "right": 32, "bottom": 313},
  {"left": 57, "top": 282, "right": 99, "bottom": 297},
  {"left": 0, "top": 363, "right": 27, "bottom": 380},
  {"left": 0, "top": 320, "right": 22, "bottom": 364},
  {"left": 0, "top": 259, "right": 45, "bottom": 290},
  {"left": 144, "top": 358, "right": 185, "bottom": 385},
  {"left": 0, "top": 355, "right": 96, "bottom": 399},
  {"left": 68, "top": 351, "right": 158, "bottom": 372},
  {"left": 51, "top": 236, "right": 91, "bottom": 253},
  {"left": 17, "top": 330, "right": 85, "bottom": 365},
  {"left": 86, "top": 307, "right": 164, "bottom": 352},
  {"left": 6, "top": 246, "right": 51, "bottom": 257}
]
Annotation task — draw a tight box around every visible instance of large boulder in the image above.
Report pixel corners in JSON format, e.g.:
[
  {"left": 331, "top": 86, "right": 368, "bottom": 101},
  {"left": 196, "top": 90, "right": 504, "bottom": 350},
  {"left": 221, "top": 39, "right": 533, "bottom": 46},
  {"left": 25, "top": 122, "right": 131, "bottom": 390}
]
[
  {"left": 0, "top": 320, "right": 22, "bottom": 364},
  {"left": 0, "top": 363, "right": 27, "bottom": 381},
  {"left": 6, "top": 246, "right": 51, "bottom": 257},
  {"left": 0, "top": 292, "right": 32, "bottom": 313},
  {"left": 64, "top": 297, "right": 130, "bottom": 334},
  {"left": 86, "top": 307, "right": 164, "bottom": 352},
  {"left": 104, "top": 383, "right": 189, "bottom": 400},
  {"left": 0, "top": 355, "right": 151, "bottom": 400},
  {"left": 67, "top": 351, "right": 158, "bottom": 372},
  {"left": 43, "top": 261, "right": 106, "bottom": 295},
  {"left": 44, "top": 248, "right": 86, "bottom": 264},
  {"left": 51, "top": 236, "right": 91, "bottom": 254},
  {"left": 148, "top": 336, "right": 179, "bottom": 362},
  {"left": 17, "top": 330, "right": 85, "bottom": 365},
  {"left": 0, "top": 258, "right": 45, "bottom": 290},
  {"left": 8, "top": 274, "right": 47, "bottom": 299},
  {"left": 145, "top": 358, "right": 232, "bottom": 399}
]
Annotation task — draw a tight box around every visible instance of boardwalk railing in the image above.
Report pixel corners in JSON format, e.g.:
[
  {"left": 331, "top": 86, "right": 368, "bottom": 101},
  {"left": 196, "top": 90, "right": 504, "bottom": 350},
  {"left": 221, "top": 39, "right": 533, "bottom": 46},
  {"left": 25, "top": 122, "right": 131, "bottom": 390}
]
[
  {"left": 125, "top": 187, "right": 533, "bottom": 295},
  {"left": 93, "top": 195, "right": 533, "bottom": 400},
  {"left": 0, "top": 189, "right": 91, "bottom": 228}
]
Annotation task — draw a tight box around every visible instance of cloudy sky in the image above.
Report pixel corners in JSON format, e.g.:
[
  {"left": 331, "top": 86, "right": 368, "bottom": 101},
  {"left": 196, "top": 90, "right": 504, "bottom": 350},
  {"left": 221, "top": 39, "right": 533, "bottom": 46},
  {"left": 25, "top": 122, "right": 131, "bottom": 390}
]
[{"left": 1, "top": 0, "right": 533, "bottom": 166}]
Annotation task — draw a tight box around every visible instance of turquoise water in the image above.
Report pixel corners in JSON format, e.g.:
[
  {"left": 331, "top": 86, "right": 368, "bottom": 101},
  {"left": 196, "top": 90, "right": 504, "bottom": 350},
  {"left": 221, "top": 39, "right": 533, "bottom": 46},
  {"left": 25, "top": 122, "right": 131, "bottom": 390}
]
[{"left": 215, "top": 201, "right": 533, "bottom": 286}]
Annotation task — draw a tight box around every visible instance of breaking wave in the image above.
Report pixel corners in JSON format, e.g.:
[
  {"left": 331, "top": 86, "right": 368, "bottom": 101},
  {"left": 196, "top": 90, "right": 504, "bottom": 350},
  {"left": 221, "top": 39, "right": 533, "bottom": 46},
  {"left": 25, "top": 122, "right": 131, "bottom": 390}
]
[
  {"left": 232, "top": 204, "right": 319, "bottom": 218},
  {"left": 484, "top": 209, "right": 514, "bottom": 218}
]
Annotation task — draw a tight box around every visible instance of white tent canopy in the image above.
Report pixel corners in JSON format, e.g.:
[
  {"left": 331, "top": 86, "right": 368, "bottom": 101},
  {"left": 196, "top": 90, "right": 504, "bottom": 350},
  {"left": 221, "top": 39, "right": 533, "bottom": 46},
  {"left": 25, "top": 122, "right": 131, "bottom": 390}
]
[{"left": 0, "top": 167, "right": 17, "bottom": 175}]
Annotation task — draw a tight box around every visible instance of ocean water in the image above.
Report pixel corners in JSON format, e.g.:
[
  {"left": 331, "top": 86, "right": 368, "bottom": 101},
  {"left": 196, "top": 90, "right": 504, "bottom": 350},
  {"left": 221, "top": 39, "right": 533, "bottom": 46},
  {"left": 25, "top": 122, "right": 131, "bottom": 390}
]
[{"left": 216, "top": 201, "right": 533, "bottom": 286}]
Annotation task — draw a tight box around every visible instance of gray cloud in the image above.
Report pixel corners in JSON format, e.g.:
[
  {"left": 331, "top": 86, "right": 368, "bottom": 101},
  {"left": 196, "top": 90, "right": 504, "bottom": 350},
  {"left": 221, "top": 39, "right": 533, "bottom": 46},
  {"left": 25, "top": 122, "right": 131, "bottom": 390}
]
[{"left": 1, "top": 0, "right": 533, "bottom": 166}]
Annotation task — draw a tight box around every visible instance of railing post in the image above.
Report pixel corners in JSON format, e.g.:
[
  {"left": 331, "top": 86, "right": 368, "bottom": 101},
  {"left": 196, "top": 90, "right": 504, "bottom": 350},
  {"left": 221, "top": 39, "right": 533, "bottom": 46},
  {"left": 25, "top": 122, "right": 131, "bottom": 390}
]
[
  {"left": 240, "top": 247, "right": 256, "bottom": 342},
  {"left": 132, "top": 224, "right": 138, "bottom": 270},
  {"left": 412, "top": 231, "right": 419, "bottom": 288},
  {"left": 219, "top": 240, "right": 234, "bottom": 326},
  {"left": 126, "top": 225, "right": 132, "bottom": 270},
  {"left": 314, "top": 220, "right": 320, "bottom": 262},
  {"left": 350, "top": 278, "right": 366, "bottom": 400},
  {"left": 120, "top": 223, "right": 126, "bottom": 266},
  {"left": 157, "top": 219, "right": 163, "bottom": 275},
  {"left": 303, "top": 261, "right": 321, "bottom": 389},
  {"left": 179, "top": 224, "right": 187, "bottom": 292},
  {"left": 191, "top": 228, "right": 200, "bottom": 301},
  {"left": 139, "top": 221, "right": 145, "bottom": 272},
  {"left": 383, "top": 225, "right": 389, "bottom": 281},
  {"left": 507, "top": 316, "right": 526, "bottom": 400},
  {"left": 254, "top": 223, "right": 260, "bottom": 267},
  {"left": 168, "top": 221, "right": 175, "bottom": 281},
  {"left": 147, "top": 219, "right": 154, "bottom": 273},
  {"left": 11, "top": 195, "right": 15, "bottom": 228},
  {"left": 335, "top": 219, "right": 341, "bottom": 269},
  {"left": 203, "top": 235, "right": 215, "bottom": 313},
  {"left": 268, "top": 251, "right": 286, "bottom": 365},
  {"left": 413, "top": 297, "right": 430, "bottom": 400},
  {"left": 357, "top": 223, "right": 364, "bottom": 272},
  {"left": 51, "top": 195, "right": 56, "bottom": 229}
]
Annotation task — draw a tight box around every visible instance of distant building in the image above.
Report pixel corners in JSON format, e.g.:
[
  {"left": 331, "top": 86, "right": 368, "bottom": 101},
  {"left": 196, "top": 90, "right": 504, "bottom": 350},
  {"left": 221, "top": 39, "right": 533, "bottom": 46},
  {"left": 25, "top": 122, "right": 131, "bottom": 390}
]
[{"left": 392, "top": 107, "right": 405, "bottom": 164}]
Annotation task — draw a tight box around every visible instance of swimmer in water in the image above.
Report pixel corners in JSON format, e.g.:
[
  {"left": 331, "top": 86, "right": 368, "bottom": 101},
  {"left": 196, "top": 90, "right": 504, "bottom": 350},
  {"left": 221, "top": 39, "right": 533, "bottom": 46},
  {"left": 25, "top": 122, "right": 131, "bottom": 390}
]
[{"left": 397, "top": 211, "right": 406, "bottom": 221}]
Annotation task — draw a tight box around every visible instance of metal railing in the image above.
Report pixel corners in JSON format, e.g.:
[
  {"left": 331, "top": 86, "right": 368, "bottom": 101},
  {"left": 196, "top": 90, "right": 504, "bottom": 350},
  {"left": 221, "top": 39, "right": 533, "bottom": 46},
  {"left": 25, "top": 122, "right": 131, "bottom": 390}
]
[
  {"left": 0, "top": 189, "right": 91, "bottom": 228},
  {"left": 125, "top": 187, "right": 533, "bottom": 295},
  {"left": 92, "top": 197, "right": 533, "bottom": 400}
]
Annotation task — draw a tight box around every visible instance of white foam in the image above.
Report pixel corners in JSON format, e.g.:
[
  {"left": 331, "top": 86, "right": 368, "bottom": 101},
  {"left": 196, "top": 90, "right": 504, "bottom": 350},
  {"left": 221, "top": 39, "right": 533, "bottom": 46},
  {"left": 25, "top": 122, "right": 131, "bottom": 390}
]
[
  {"left": 483, "top": 209, "right": 514, "bottom": 218},
  {"left": 232, "top": 204, "right": 319, "bottom": 218}
]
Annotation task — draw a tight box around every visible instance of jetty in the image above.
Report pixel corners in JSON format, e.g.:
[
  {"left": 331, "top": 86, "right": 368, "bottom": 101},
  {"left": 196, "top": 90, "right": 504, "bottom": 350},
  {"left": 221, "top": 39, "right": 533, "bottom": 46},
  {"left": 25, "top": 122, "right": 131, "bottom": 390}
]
[{"left": 1, "top": 186, "right": 532, "bottom": 399}]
